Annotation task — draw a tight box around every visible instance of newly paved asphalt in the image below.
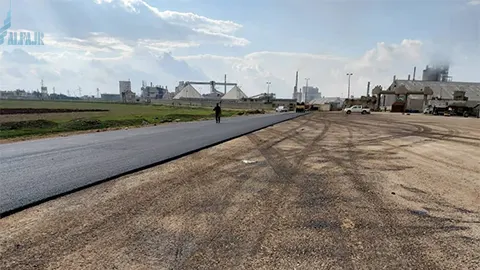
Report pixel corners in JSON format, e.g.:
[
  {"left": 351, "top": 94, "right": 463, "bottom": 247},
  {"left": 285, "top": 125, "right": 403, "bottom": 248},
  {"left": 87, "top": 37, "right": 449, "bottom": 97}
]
[{"left": 0, "top": 113, "right": 300, "bottom": 216}]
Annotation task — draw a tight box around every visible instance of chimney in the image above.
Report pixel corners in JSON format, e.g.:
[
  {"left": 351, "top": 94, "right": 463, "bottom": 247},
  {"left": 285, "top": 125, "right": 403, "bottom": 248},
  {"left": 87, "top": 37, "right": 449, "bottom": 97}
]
[
  {"left": 413, "top": 66, "right": 416, "bottom": 81},
  {"left": 408, "top": 74, "right": 411, "bottom": 81},
  {"left": 393, "top": 75, "right": 396, "bottom": 82},
  {"left": 367, "top": 81, "right": 371, "bottom": 97},
  {"left": 294, "top": 71, "right": 298, "bottom": 93}
]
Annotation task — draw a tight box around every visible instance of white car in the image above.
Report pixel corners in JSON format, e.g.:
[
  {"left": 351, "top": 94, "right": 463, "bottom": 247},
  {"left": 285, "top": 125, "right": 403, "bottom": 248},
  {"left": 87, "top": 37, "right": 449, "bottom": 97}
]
[
  {"left": 276, "top": 106, "right": 288, "bottom": 112},
  {"left": 344, "top": 105, "right": 371, "bottom": 114}
]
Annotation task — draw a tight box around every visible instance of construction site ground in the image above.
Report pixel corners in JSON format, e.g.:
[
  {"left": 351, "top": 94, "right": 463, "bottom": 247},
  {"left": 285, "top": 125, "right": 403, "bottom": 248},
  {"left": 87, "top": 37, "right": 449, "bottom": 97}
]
[{"left": 1, "top": 112, "right": 480, "bottom": 269}]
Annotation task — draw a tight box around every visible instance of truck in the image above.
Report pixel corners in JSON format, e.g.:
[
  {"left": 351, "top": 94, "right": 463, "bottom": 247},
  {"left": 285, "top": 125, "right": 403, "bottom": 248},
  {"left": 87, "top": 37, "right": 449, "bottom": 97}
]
[
  {"left": 343, "top": 105, "right": 371, "bottom": 115},
  {"left": 427, "top": 101, "right": 479, "bottom": 117},
  {"left": 444, "top": 103, "right": 480, "bottom": 118},
  {"left": 296, "top": 102, "right": 306, "bottom": 113}
]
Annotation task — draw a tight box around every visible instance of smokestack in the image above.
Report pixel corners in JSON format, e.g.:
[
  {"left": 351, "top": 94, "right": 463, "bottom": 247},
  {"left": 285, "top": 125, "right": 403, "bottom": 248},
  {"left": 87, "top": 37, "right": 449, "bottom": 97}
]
[
  {"left": 224, "top": 74, "right": 227, "bottom": 94},
  {"left": 367, "top": 81, "right": 371, "bottom": 97},
  {"left": 413, "top": 67, "right": 416, "bottom": 81},
  {"left": 408, "top": 74, "right": 411, "bottom": 81},
  {"left": 295, "top": 71, "right": 299, "bottom": 92}
]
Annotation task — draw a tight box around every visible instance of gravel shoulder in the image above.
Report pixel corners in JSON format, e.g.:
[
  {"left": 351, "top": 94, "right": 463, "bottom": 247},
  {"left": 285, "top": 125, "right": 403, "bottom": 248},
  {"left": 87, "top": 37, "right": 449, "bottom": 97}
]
[{"left": 1, "top": 112, "right": 479, "bottom": 269}]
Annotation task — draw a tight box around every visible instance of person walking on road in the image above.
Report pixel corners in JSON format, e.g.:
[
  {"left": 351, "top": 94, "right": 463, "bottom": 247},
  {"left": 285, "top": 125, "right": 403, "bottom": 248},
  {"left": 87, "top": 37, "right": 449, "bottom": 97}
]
[{"left": 213, "top": 103, "right": 222, "bottom": 123}]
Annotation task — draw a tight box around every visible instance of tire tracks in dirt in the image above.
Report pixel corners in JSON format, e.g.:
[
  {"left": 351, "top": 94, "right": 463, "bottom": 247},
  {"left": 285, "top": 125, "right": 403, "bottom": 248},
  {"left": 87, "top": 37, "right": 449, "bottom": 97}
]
[
  {"left": 242, "top": 116, "right": 332, "bottom": 263},
  {"left": 302, "top": 120, "right": 442, "bottom": 269},
  {"left": 171, "top": 116, "right": 313, "bottom": 268},
  {"left": 286, "top": 120, "right": 358, "bottom": 269},
  {"left": 169, "top": 114, "right": 331, "bottom": 268}
]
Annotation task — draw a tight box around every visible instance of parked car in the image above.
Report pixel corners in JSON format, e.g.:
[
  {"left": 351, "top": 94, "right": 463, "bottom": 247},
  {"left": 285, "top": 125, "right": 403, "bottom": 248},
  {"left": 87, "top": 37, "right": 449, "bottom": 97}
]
[
  {"left": 344, "top": 105, "right": 371, "bottom": 115},
  {"left": 423, "top": 107, "right": 433, "bottom": 114},
  {"left": 275, "top": 106, "right": 288, "bottom": 112}
]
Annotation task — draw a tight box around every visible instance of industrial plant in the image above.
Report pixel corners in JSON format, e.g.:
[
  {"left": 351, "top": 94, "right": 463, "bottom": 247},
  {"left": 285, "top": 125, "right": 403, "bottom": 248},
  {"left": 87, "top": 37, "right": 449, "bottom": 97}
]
[
  {"left": 1, "top": 65, "right": 479, "bottom": 116},
  {"left": 372, "top": 65, "right": 480, "bottom": 116}
]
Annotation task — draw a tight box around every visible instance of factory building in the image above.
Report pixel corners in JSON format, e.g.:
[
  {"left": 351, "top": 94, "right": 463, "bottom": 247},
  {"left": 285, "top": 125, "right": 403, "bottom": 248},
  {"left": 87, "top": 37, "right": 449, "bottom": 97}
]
[
  {"left": 119, "top": 80, "right": 136, "bottom": 103},
  {"left": 119, "top": 80, "right": 131, "bottom": 94},
  {"left": 141, "top": 82, "right": 169, "bottom": 100},
  {"left": 222, "top": 86, "right": 248, "bottom": 100},
  {"left": 377, "top": 65, "right": 480, "bottom": 112},
  {"left": 291, "top": 71, "right": 321, "bottom": 102},
  {"left": 386, "top": 80, "right": 480, "bottom": 111},
  {"left": 302, "top": 86, "right": 322, "bottom": 103}
]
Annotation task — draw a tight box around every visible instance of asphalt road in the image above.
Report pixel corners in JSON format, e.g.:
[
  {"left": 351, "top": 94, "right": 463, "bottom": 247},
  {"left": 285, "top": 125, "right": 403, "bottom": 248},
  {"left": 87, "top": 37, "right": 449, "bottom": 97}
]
[{"left": 0, "top": 112, "right": 299, "bottom": 216}]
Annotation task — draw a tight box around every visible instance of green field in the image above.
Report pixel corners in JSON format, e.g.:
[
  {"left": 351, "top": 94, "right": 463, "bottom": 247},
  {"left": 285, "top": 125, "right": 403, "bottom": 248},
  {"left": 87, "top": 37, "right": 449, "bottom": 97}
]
[{"left": 0, "top": 100, "right": 252, "bottom": 139}]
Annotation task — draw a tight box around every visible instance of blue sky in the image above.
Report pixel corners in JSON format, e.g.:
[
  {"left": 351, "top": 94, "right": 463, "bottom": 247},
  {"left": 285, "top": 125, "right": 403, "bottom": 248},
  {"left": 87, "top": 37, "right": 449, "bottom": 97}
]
[{"left": 0, "top": 0, "right": 479, "bottom": 97}]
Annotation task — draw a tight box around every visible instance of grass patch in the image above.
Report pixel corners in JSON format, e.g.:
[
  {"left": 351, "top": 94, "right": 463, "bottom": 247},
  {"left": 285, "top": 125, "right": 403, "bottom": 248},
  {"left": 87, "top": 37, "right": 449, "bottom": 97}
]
[{"left": 0, "top": 100, "right": 263, "bottom": 139}]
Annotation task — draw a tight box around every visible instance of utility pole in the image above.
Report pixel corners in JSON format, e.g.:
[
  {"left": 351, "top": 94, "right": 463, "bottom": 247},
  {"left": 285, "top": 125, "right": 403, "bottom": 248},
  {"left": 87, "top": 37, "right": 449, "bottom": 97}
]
[
  {"left": 266, "top": 82, "right": 271, "bottom": 103},
  {"left": 305, "top": 78, "right": 310, "bottom": 103},
  {"left": 346, "top": 73, "right": 353, "bottom": 99}
]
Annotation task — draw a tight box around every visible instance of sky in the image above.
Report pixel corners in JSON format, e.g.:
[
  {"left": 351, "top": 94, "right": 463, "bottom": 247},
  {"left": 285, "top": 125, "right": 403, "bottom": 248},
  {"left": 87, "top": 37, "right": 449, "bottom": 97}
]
[{"left": 0, "top": 0, "right": 479, "bottom": 98}]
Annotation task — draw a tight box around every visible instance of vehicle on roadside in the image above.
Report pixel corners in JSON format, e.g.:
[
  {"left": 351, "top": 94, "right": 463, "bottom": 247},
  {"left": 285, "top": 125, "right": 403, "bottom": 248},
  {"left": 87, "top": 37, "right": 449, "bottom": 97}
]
[
  {"left": 429, "top": 103, "right": 479, "bottom": 117},
  {"left": 275, "top": 105, "right": 288, "bottom": 113},
  {"left": 295, "top": 102, "right": 306, "bottom": 113},
  {"left": 423, "top": 106, "right": 433, "bottom": 114},
  {"left": 344, "top": 105, "right": 371, "bottom": 115},
  {"left": 444, "top": 103, "right": 480, "bottom": 118},
  {"left": 432, "top": 106, "right": 447, "bottom": 115}
]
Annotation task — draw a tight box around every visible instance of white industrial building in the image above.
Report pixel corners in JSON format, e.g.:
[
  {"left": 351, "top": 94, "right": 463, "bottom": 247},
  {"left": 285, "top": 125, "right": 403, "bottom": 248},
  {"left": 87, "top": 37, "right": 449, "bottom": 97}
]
[
  {"left": 222, "top": 86, "right": 248, "bottom": 100},
  {"left": 173, "top": 84, "right": 203, "bottom": 99}
]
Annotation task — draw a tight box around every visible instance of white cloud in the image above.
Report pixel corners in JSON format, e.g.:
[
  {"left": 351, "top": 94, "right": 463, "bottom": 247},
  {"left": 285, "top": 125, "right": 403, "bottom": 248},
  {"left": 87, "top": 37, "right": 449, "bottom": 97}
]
[
  {"left": 94, "top": 0, "right": 143, "bottom": 12},
  {"left": 142, "top": 4, "right": 242, "bottom": 34},
  {"left": 91, "top": 0, "right": 249, "bottom": 47},
  {"left": 467, "top": 0, "right": 480, "bottom": 5}
]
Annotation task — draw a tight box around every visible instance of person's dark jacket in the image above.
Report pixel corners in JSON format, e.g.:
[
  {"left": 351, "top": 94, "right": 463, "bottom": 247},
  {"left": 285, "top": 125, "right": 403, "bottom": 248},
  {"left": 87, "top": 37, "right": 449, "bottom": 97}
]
[{"left": 213, "top": 105, "right": 221, "bottom": 115}]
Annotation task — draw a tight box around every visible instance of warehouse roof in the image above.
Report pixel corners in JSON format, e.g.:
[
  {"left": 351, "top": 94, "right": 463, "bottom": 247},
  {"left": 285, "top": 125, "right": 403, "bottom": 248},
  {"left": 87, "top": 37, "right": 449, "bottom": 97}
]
[{"left": 391, "top": 80, "right": 480, "bottom": 101}]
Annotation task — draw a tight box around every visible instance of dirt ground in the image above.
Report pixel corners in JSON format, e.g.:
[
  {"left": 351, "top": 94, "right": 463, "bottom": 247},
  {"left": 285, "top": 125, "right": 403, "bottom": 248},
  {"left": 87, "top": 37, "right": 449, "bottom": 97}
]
[{"left": 1, "top": 112, "right": 480, "bottom": 270}]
